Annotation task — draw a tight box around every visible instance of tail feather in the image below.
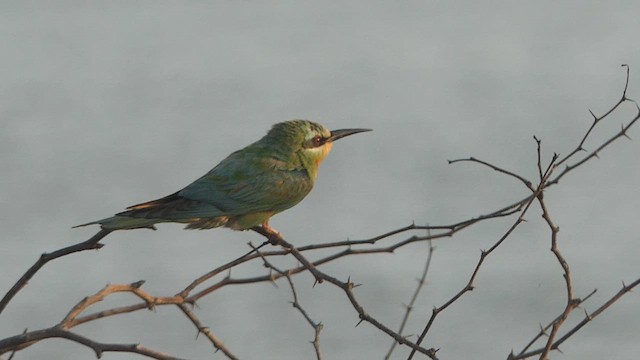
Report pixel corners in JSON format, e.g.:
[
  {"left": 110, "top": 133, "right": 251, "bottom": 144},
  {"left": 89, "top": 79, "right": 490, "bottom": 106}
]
[
  {"left": 73, "top": 216, "right": 159, "bottom": 230},
  {"left": 118, "top": 191, "right": 206, "bottom": 219},
  {"left": 125, "top": 191, "right": 182, "bottom": 211},
  {"left": 72, "top": 221, "right": 101, "bottom": 228},
  {"left": 74, "top": 192, "right": 227, "bottom": 231}
]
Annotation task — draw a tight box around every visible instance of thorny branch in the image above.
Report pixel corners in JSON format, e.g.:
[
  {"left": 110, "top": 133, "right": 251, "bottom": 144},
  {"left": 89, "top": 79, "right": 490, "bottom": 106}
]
[
  {"left": 0, "top": 229, "right": 112, "bottom": 315},
  {"left": 419, "top": 65, "right": 639, "bottom": 360},
  {"left": 510, "top": 288, "right": 598, "bottom": 358},
  {"left": 510, "top": 277, "right": 640, "bottom": 360},
  {"left": 407, "top": 149, "right": 558, "bottom": 360},
  {"left": 385, "top": 238, "right": 435, "bottom": 360},
  {"left": 1, "top": 66, "right": 639, "bottom": 359},
  {"left": 250, "top": 242, "right": 324, "bottom": 360},
  {"left": 0, "top": 282, "right": 187, "bottom": 360}
]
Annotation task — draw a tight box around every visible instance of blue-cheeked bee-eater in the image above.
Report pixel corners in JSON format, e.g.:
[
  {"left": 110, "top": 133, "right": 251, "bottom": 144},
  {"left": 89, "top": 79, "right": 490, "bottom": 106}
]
[{"left": 75, "top": 120, "right": 371, "bottom": 238}]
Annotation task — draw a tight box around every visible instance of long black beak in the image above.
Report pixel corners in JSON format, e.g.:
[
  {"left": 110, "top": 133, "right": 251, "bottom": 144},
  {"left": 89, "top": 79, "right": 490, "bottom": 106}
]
[{"left": 327, "top": 128, "right": 372, "bottom": 142}]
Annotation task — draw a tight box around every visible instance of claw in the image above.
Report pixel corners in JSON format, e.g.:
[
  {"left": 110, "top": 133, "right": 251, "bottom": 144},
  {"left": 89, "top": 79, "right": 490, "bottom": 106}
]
[{"left": 262, "top": 220, "right": 282, "bottom": 238}]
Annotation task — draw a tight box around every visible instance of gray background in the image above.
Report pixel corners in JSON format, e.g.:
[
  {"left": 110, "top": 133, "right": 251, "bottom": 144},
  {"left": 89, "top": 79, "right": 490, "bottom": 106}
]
[{"left": 2, "top": 1, "right": 639, "bottom": 359}]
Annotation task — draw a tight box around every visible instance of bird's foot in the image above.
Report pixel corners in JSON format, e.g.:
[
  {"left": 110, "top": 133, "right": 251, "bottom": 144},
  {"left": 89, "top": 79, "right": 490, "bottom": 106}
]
[
  {"left": 250, "top": 223, "right": 324, "bottom": 285},
  {"left": 251, "top": 223, "right": 283, "bottom": 245}
]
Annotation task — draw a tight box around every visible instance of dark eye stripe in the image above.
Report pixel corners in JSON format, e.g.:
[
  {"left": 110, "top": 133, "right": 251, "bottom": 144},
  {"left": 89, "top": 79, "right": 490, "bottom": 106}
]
[{"left": 304, "top": 135, "right": 327, "bottom": 149}]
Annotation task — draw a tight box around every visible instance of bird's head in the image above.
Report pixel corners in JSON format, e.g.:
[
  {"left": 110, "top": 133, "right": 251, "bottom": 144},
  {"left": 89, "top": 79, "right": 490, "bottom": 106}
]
[{"left": 265, "top": 120, "right": 371, "bottom": 178}]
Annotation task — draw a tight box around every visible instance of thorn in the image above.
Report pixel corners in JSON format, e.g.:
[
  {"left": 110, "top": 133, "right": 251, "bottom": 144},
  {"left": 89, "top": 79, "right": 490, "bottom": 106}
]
[
  {"left": 622, "top": 124, "right": 632, "bottom": 140},
  {"left": 621, "top": 280, "right": 627, "bottom": 288},
  {"left": 538, "top": 323, "right": 547, "bottom": 336},
  {"left": 569, "top": 298, "right": 581, "bottom": 307},
  {"left": 588, "top": 109, "right": 597, "bottom": 120},
  {"left": 556, "top": 346, "right": 563, "bottom": 354},
  {"left": 355, "top": 318, "right": 365, "bottom": 327},
  {"left": 131, "top": 280, "right": 145, "bottom": 288},
  {"left": 269, "top": 274, "right": 279, "bottom": 288},
  {"left": 593, "top": 152, "right": 600, "bottom": 159},
  {"left": 146, "top": 302, "right": 156, "bottom": 312},
  {"left": 583, "top": 308, "right": 592, "bottom": 320}
]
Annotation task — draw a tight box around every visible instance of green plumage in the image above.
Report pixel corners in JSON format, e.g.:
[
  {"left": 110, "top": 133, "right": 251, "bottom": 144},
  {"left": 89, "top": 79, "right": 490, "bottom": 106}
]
[{"left": 75, "top": 120, "right": 370, "bottom": 233}]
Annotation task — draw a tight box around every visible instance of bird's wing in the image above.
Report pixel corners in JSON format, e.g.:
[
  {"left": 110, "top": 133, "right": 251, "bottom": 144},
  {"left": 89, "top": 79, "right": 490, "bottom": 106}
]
[{"left": 179, "top": 152, "right": 313, "bottom": 216}]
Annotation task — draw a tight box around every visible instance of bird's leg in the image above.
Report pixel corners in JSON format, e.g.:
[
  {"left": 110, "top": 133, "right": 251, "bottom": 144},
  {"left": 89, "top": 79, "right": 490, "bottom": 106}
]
[
  {"left": 251, "top": 221, "right": 283, "bottom": 245},
  {"left": 262, "top": 220, "right": 282, "bottom": 239},
  {"left": 250, "top": 223, "right": 324, "bottom": 285}
]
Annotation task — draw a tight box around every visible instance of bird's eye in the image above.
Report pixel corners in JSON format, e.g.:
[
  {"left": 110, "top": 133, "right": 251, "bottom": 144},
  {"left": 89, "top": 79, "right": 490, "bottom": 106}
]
[{"left": 313, "top": 136, "right": 323, "bottom": 146}]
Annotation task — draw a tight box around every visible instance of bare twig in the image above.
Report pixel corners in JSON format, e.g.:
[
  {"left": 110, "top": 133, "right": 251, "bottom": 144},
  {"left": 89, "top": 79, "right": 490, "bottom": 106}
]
[
  {"left": 385, "top": 239, "right": 435, "bottom": 359},
  {"left": 250, "top": 242, "right": 324, "bottom": 360},
  {"left": 407, "top": 154, "right": 556, "bottom": 360},
  {"left": 510, "top": 288, "right": 597, "bottom": 359},
  {"left": 555, "top": 64, "right": 632, "bottom": 168},
  {"left": 177, "top": 304, "right": 239, "bottom": 360},
  {"left": 249, "top": 232, "right": 439, "bottom": 359},
  {"left": 0, "top": 229, "right": 112, "bottom": 316},
  {"left": 510, "top": 277, "right": 640, "bottom": 359},
  {"left": 538, "top": 166, "right": 577, "bottom": 360},
  {"left": 448, "top": 157, "right": 534, "bottom": 190},
  {"left": 179, "top": 240, "right": 269, "bottom": 298},
  {"left": 0, "top": 327, "right": 185, "bottom": 360},
  {"left": 0, "top": 281, "right": 239, "bottom": 360},
  {"left": 0, "top": 282, "right": 183, "bottom": 359}
]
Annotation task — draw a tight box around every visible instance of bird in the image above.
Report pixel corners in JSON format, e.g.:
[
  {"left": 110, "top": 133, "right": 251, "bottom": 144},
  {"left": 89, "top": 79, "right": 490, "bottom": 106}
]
[{"left": 74, "top": 119, "right": 371, "bottom": 239}]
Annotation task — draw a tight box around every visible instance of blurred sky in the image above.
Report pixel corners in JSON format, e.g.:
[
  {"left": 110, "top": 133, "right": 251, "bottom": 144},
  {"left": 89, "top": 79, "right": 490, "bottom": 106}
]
[{"left": 1, "top": 1, "right": 640, "bottom": 359}]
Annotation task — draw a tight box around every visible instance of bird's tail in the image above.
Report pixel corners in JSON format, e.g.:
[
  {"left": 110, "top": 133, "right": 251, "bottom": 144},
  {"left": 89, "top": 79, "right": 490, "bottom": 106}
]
[
  {"left": 73, "top": 216, "right": 158, "bottom": 230},
  {"left": 72, "top": 192, "right": 185, "bottom": 230},
  {"left": 73, "top": 191, "right": 226, "bottom": 230},
  {"left": 72, "top": 220, "right": 101, "bottom": 228}
]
